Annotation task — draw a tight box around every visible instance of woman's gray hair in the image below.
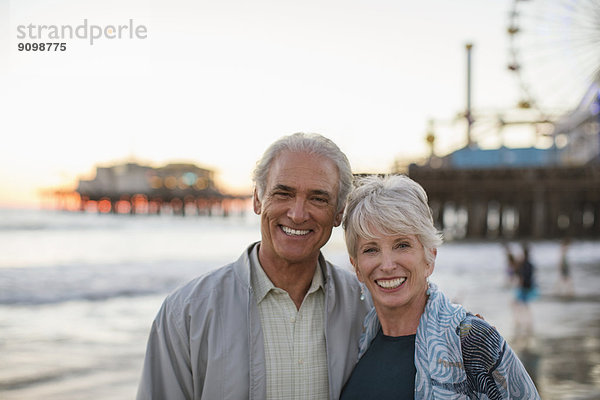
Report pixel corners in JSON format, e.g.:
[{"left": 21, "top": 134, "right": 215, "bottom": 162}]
[
  {"left": 343, "top": 174, "right": 443, "bottom": 263},
  {"left": 252, "top": 132, "right": 353, "bottom": 214}
]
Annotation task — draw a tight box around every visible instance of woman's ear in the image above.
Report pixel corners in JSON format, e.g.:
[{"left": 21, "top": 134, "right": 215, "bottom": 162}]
[
  {"left": 350, "top": 257, "right": 364, "bottom": 282},
  {"left": 425, "top": 248, "right": 437, "bottom": 277}
]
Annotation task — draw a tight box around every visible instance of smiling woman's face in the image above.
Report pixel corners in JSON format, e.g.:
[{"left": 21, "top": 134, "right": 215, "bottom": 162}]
[{"left": 351, "top": 230, "right": 434, "bottom": 314}]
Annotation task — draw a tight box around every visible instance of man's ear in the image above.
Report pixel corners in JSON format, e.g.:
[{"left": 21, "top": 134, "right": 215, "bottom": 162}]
[
  {"left": 350, "top": 257, "right": 364, "bottom": 282},
  {"left": 253, "top": 189, "right": 262, "bottom": 215},
  {"left": 333, "top": 209, "right": 344, "bottom": 227}
]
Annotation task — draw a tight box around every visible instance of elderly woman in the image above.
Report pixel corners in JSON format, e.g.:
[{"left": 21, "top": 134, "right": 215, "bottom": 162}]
[{"left": 340, "top": 175, "right": 540, "bottom": 399}]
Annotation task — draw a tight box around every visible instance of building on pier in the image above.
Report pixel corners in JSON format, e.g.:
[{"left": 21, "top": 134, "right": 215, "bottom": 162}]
[
  {"left": 405, "top": 130, "right": 600, "bottom": 240},
  {"left": 72, "top": 161, "right": 250, "bottom": 216}
]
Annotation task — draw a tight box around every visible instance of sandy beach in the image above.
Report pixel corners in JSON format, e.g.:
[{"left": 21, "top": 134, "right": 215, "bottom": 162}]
[{"left": 1, "top": 210, "right": 599, "bottom": 399}]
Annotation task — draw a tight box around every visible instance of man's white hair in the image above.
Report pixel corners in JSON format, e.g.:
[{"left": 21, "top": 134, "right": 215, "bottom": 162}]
[{"left": 252, "top": 132, "right": 353, "bottom": 214}]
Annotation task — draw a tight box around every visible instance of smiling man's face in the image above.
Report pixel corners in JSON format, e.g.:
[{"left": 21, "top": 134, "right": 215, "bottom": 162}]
[{"left": 254, "top": 150, "right": 342, "bottom": 268}]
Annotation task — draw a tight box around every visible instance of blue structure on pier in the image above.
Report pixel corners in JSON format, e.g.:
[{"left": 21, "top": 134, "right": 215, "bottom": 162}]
[{"left": 448, "top": 146, "right": 558, "bottom": 169}]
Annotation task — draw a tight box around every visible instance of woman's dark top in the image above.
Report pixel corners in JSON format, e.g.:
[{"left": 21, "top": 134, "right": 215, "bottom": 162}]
[{"left": 340, "top": 328, "right": 416, "bottom": 399}]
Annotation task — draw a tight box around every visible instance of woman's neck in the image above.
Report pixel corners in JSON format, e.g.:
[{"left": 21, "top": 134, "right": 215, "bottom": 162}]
[{"left": 377, "top": 293, "right": 428, "bottom": 337}]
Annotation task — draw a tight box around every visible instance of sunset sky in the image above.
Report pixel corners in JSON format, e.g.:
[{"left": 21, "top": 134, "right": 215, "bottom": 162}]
[{"left": 1, "top": 0, "right": 552, "bottom": 208}]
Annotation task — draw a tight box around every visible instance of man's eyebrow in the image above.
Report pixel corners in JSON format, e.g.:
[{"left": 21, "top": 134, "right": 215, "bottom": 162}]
[
  {"left": 270, "top": 185, "right": 332, "bottom": 198},
  {"left": 271, "top": 184, "right": 294, "bottom": 192},
  {"left": 310, "top": 189, "right": 332, "bottom": 198}
]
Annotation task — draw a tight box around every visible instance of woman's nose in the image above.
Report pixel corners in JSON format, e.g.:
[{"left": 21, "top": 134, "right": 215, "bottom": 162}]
[{"left": 379, "top": 250, "right": 397, "bottom": 271}]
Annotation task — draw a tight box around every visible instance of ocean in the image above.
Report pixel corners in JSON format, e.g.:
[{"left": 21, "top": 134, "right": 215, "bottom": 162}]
[{"left": 1, "top": 208, "right": 599, "bottom": 399}]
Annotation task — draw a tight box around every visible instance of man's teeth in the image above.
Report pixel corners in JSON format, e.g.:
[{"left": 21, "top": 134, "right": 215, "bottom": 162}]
[
  {"left": 376, "top": 278, "right": 406, "bottom": 289},
  {"left": 281, "top": 226, "right": 310, "bottom": 236}
]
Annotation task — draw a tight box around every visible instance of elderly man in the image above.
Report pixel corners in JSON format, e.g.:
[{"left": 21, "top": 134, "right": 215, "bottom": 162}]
[{"left": 137, "top": 133, "right": 371, "bottom": 399}]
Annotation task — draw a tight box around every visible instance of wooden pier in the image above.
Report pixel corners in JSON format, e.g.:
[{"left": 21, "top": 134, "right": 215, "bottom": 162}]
[
  {"left": 408, "top": 164, "right": 600, "bottom": 240},
  {"left": 51, "top": 161, "right": 251, "bottom": 216}
]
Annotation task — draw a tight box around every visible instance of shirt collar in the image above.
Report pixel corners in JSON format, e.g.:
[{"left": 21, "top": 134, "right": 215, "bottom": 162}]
[{"left": 250, "top": 244, "right": 324, "bottom": 304}]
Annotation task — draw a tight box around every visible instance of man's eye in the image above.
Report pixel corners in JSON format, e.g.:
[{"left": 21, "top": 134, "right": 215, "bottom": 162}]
[{"left": 313, "top": 197, "right": 328, "bottom": 203}]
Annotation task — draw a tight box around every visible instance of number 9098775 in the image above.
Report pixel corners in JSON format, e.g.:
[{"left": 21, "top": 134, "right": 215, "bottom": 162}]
[{"left": 18, "top": 42, "right": 66, "bottom": 51}]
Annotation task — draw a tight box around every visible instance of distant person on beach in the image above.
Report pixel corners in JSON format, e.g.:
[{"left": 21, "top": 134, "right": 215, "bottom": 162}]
[
  {"left": 136, "top": 133, "right": 371, "bottom": 399},
  {"left": 340, "top": 175, "right": 540, "bottom": 399},
  {"left": 555, "top": 237, "right": 574, "bottom": 297},
  {"left": 513, "top": 242, "right": 538, "bottom": 340},
  {"left": 502, "top": 242, "right": 519, "bottom": 288}
]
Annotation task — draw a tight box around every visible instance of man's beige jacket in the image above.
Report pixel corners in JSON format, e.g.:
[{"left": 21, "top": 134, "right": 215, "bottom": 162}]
[{"left": 136, "top": 242, "right": 371, "bottom": 399}]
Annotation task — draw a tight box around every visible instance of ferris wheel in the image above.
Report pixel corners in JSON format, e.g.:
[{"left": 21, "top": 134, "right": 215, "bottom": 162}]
[{"left": 507, "top": 0, "right": 600, "bottom": 117}]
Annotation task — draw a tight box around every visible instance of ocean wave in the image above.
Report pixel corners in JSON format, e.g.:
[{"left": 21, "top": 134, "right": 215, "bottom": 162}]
[
  {"left": 0, "top": 367, "right": 94, "bottom": 391},
  {"left": 0, "top": 260, "right": 218, "bottom": 305}
]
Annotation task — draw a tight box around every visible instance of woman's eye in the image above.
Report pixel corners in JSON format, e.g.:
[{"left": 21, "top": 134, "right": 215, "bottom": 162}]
[{"left": 363, "top": 247, "right": 377, "bottom": 254}]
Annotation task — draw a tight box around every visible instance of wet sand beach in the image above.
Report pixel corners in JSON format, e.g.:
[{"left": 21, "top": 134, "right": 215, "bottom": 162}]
[
  {"left": 519, "top": 294, "right": 600, "bottom": 399},
  {"left": 511, "top": 298, "right": 600, "bottom": 399}
]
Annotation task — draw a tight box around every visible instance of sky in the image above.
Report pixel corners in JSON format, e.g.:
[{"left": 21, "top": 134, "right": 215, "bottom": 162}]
[{"left": 0, "top": 0, "right": 558, "bottom": 208}]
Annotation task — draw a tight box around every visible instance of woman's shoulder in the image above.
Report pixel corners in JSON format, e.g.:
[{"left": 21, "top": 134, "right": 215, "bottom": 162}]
[
  {"left": 458, "top": 314, "right": 506, "bottom": 367},
  {"left": 458, "top": 314, "right": 499, "bottom": 337},
  {"left": 457, "top": 316, "right": 540, "bottom": 398},
  {"left": 458, "top": 314, "right": 504, "bottom": 346}
]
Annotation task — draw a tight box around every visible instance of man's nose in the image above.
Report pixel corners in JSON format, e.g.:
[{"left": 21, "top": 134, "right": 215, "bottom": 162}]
[{"left": 288, "top": 197, "right": 309, "bottom": 223}]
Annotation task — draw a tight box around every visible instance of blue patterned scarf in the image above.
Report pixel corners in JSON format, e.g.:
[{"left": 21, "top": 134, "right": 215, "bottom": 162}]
[{"left": 357, "top": 283, "right": 540, "bottom": 399}]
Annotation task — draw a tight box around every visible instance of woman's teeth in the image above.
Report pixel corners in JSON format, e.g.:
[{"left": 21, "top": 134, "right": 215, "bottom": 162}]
[{"left": 376, "top": 278, "right": 406, "bottom": 289}]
